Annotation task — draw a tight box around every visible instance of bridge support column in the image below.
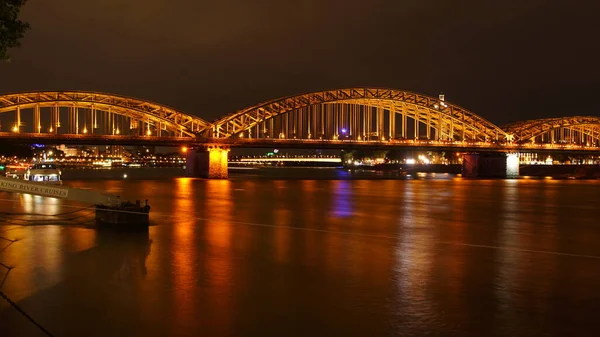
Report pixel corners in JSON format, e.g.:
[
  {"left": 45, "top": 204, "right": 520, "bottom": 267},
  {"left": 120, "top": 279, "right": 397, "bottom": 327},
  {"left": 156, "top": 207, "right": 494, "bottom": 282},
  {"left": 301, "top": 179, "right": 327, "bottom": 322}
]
[
  {"left": 462, "top": 153, "right": 519, "bottom": 178},
  {"left": 185, "top": 145, "right": 230, "bottom": 179}
]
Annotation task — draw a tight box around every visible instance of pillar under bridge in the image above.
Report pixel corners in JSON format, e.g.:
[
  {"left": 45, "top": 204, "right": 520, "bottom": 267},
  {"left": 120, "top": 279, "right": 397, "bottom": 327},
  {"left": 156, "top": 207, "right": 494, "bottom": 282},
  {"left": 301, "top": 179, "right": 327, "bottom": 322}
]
[
  {"left": 185, "top": 145, "right": 230, "bottom": 179},
  {"left": 462, "top": 153, "right": 519, "bottom": 178}
]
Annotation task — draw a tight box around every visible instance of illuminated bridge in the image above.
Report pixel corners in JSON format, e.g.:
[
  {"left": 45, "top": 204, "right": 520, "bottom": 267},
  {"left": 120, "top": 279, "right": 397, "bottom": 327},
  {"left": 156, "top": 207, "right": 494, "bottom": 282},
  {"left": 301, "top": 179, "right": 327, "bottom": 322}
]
[{"left": 1, "top": 89, "right": 600, "bottom": 178}]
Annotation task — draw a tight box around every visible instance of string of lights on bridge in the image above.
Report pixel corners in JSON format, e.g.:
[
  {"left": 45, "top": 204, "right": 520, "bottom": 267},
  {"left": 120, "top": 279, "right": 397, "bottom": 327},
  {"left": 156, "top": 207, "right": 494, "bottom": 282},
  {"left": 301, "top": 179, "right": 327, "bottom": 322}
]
[{"left": 0, "top": 89, "right": 599, "bottom": 151}]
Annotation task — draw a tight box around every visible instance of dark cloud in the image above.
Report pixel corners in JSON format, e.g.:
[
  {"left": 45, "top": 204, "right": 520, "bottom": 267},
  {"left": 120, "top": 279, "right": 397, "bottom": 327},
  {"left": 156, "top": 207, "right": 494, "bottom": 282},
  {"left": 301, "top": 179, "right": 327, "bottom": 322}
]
[{"left": 1, "top": 0, "right": 598, "bottom": 124}]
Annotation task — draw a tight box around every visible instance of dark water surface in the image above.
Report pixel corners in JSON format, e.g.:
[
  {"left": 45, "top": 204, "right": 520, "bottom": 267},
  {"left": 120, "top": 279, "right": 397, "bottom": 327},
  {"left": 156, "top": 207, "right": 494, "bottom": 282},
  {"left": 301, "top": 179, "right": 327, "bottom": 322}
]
[{"left": 1, "top": 168, "right": 600, "bottom": 336}]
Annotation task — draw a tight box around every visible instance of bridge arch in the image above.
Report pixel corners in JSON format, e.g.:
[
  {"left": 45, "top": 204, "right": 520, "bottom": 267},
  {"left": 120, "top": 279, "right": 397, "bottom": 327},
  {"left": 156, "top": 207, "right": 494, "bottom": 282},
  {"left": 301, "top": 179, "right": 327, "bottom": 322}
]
[
  {"left": 503, "top": 116, "right": 600, "bottom": 145},
  {"left": 0, "top": 91, "right": 209, "bottom": 137},
  {"left": 206, "top": 88, "right": 508, "bottom": 142}
]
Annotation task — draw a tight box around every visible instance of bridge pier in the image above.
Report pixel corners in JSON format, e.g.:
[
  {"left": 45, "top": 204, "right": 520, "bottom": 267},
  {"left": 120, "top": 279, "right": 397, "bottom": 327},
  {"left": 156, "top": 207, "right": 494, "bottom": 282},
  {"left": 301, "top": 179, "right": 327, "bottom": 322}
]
[
  {"left": 462, "top": 153, "right": 519, "bottom": 178},
  {"left": 185, "top": 145, "right": 230, "bottom": 179}
]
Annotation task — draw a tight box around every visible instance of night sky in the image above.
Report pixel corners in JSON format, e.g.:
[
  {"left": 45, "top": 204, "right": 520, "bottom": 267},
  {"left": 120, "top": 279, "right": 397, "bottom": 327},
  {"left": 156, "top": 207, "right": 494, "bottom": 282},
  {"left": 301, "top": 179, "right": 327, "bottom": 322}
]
[{"left": 1, "top": 0, "right": 599, "bottom": 125}]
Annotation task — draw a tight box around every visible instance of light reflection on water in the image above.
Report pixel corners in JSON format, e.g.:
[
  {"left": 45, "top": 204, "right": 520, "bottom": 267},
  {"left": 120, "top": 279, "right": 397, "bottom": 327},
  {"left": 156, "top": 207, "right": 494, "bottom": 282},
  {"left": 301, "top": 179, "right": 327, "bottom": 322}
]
[{"left": 1, "top": 175, "right": 600, "bottom": 336}]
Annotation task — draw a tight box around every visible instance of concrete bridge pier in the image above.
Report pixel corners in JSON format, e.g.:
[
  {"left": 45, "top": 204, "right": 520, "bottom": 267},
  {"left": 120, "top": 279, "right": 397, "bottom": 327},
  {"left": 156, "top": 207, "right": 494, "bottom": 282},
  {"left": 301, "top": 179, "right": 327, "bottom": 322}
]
[
  {"left": 462, "top": 153, "right": 519, "bottom": 178},
  {"left": 185, "top": 145, "right": 230, "bottom": 179}
]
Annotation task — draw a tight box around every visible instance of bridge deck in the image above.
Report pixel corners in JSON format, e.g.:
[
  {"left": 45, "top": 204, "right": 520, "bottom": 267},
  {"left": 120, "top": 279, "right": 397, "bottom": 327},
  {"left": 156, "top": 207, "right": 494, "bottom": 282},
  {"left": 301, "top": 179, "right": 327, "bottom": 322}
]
[{"left": 1, "top": 133, "right": 600, "bottom": 154}]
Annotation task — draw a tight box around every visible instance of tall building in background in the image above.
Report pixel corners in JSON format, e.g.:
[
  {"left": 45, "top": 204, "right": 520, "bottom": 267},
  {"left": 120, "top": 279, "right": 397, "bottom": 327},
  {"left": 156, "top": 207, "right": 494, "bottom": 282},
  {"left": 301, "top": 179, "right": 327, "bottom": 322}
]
[
  {"left": 105, "top": 145, "right": 125, "bottom": 157},
  {"left": 57, "top": 145, "right": 78, "bottom": 157},
  {"left": 86, "top": 146, "right": 100, "bottom": 156},
  {"left": 133, "top": 146, "right": 155, "bottom": 157}
]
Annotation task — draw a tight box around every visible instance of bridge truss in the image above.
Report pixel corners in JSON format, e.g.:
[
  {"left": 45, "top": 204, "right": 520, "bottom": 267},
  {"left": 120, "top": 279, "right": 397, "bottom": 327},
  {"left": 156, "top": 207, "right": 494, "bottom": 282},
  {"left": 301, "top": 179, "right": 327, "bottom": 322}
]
[
  {"left": 0, "top": 91, "right": 209, "bottom": 137},
  {"left": 206, "top": 88, "right": 509, "bottom": 142},
  {"left": 2, "top": 89, "right": 599, "bottom": 150},
  {"left": 503, "top": 116, "right": 600, "bottom": 145}
]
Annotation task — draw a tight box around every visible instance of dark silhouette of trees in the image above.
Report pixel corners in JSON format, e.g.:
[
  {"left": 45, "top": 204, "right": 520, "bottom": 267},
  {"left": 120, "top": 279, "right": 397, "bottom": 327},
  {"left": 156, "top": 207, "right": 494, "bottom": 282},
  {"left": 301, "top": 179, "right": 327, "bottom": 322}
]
[{"left": 1, "top": 0, "right": 29, "bottom": 61}]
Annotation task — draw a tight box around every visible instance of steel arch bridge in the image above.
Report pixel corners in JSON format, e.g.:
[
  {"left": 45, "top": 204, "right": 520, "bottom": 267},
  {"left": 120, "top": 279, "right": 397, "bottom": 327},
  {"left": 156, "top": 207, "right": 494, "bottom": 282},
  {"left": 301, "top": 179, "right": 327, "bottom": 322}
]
[
  {"left": 0, "top": 91, "right": 209, "bottom": 137},
  {"left": 2, "top": 89, "right": 600, "bottom": 150},
  {"left": 205, "top": 88, "right": 509, "bottom": 142},
  {"left": 503, "top": 116, "right": 600, "bottom": 145}
]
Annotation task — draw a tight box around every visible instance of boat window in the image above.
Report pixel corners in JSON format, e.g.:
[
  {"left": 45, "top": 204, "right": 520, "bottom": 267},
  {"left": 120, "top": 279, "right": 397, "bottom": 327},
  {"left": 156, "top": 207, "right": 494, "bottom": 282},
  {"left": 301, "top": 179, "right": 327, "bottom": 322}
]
[{"left": 32, "top": 164, "right": 57, "bottom": 170}]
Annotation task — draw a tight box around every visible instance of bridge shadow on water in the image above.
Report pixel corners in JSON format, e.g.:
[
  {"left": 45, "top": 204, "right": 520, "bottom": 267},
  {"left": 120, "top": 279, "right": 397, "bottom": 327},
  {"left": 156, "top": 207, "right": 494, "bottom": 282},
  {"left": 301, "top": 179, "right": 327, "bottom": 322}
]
[{"left": 1, "top": 229, "right": 152, "bottom": 337}]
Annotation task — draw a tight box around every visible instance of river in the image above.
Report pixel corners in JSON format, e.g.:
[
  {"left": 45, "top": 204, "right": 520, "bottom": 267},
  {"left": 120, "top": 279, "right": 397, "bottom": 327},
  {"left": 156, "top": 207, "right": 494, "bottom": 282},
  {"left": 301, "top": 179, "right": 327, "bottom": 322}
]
[{"left": 1, "top": 168, "right": 600, "bottom": 336}]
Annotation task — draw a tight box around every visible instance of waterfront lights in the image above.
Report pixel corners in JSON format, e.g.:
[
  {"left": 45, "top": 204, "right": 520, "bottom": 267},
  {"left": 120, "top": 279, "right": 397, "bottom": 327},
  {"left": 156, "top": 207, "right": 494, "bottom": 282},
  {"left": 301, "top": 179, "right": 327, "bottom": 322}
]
[
  {"left": 506, "top": 153, "right": 519, "bottom": 178},
  {"left": 49, "top": 126, "right": 54, "bottom": 132},
  {"left": 146, "top": 129, "right": 152, "bottom": 136},
  {"left": 83, "top": 127, "right": 88, "bottom": 134},
  {"left": 12, "top": 125, "right": 18, "bottom": 132},
  {"left": 181, "top": 146, "right": 188, "bottom": 153},
  {"left": 341, "top": 128, "right": 347, "bottom": 134},
  {"left": 116, "top": 128, "right": 120, "bottom": 135}
]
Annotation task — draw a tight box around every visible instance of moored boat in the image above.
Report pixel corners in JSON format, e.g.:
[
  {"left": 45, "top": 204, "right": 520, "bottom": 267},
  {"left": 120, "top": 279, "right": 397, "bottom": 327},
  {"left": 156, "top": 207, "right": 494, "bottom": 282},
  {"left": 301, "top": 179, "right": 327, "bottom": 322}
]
[{"left": 25, "top": 162, "right": 63, "bottom": 184}]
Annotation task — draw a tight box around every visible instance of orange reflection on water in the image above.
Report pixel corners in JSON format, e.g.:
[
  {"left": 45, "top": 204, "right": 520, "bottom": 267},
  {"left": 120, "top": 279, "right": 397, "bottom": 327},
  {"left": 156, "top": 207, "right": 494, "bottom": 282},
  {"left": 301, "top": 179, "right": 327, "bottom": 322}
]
[
  {"left": 433, "top": 180, "right": 471, "bottom": 312},
  {"left": 204, "top": 180, "right": 233, "bottom": 252},
  {"left": 273, "top": 206, "right": 291, "bottom": 264},
  {"left": 24, "top": 196, "right": 63, "bottom": 284},
  {"left": 63, "top": 228, "right": 97, "bottom": 253},
  {"left": 172, "top": 178, "right": 197, "bottom": 329},
  {"left": 498, "top": 180, "right": 558, "bottom": 314},
  {"left": 20, "top": 194, "right": 60, "bottom": 215},
  {"left": 202, "top": 180, "right": 233, "bottom": 331},
  {"left": 395, "top": 181, "right": 435, "bottom": 302}
]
